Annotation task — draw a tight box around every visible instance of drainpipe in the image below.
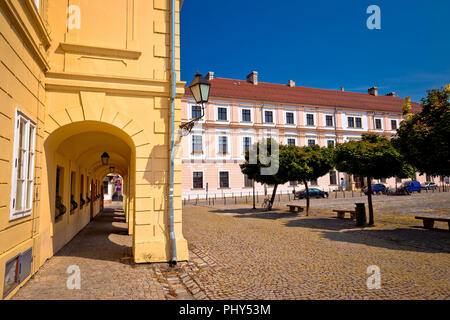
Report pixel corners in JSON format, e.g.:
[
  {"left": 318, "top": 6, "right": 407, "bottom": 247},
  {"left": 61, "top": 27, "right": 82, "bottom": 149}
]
[{"left": 168, "top": 0, "right": 177, "bottom": 266}]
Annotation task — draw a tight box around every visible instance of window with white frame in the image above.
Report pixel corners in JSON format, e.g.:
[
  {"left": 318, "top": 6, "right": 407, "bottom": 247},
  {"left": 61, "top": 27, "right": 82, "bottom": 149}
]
[
  {"left": 191, "top": 105, "right": 202, "bottom": 119},
  {"left": 241, "top": 109, "right": 251, "bottom": 122},
  {"left": 218, "top": 136, "right": 228, "bottom": 154},
  {"left": 264, "top": 111, "right": 273, "bottom": 123},
  {"left": 192, "top": 135, "right": 203, "bottom": 154},
  {"left": 10, "top": 110, "right": 36, "bottom": 220},
  {"left": 285, "top": 112, "right": 295, "bottom": 125},
  {"left": 306, "top": 114, "right": 314, "bottom": 126},
  {"left": 219, "top": 171, "right": 229, "bottom": 188},
  {"left": 287, "top": 138, "right": 296, "bottom": 146},
  {"left": 391, "top": 119, "right": 397, "bottom": 130},
  {"left": 243, "top": 137, "right": 251, "bottom": 154},
  {"left": 327, "top": 139, "right": 335, "bottom": 148},
  {"left": 217, "top": 107, "right": 228, "bottom": 121},
  {"left": 307, "top": 139, "right": 316, "bottom": 146},
  {"left": 375, "top": 118, "right": 382, "bottom": 130},
  {"left": 325, "top": 115, "right": 334, "bottom": 127}
]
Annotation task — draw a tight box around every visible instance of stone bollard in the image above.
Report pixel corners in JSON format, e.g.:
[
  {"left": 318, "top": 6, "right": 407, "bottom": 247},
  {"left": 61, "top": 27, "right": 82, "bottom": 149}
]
[{"left": 355, "top": 203, "right": 367, "bottom": 227}]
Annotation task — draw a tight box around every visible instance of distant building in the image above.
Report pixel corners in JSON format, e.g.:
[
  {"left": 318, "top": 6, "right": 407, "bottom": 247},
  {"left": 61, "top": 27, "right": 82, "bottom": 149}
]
[{"left": 181, "top": 71, "right": 428, "bottom": 198}]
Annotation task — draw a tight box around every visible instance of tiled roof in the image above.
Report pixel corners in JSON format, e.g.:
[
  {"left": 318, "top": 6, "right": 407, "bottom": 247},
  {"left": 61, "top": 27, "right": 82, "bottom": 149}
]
[{"left": 185, "top": 77, "right": 422, "bottom": 113}]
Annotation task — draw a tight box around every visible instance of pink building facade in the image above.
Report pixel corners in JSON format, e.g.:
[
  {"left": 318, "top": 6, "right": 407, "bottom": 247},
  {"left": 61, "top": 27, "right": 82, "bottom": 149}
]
[{"left": 181, "top": 72, "right": 431, "bottom": 199}]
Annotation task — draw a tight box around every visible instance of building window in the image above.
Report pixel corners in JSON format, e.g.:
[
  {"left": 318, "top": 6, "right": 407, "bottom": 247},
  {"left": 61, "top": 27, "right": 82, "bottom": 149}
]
[
  {"left": 375, "top": 119, "right": 382, "bottom": 129},
  {"left": 264, "top": 111, "right": 273, "bottom": 123},
  {"left": 326, "top": 115, "right": 333, "bottom": 127},
  {"left": 217, "top": 107, "right": 227, "bottom": 121},
  {"left": 306, "top": 114, "right": 314, "bottom": 126},
  {"left": 80, "top": 174, "right": 85, "bottom": 208},
  {"left": 308, "top": 139, "right": 316, "bottom": 146},
  {"left": 348, "top": 117, "right": 355, "bottom": 128},
  {"left": 355, "top": 117, "right": 362, "bottom": 128},
  {"left": 192, "top": 135, "right": 203, "bottom": 154},
  {"left": 219, "top": 136, "right": 228, "bottom": 154},
  {"left": 242, "top": 109, "right": 251, "bottom": 122},
  {"left": 243, "top": 137, "right": 251, "bottom": 154},
  {"left": 70, "top": 172, "right": 77, "bottom": 212},
  {"left": 289, "top": 180, "right": 297, "bottom": 186},
  {"left": 327, "top": 140, "right": 335, "bottom": 148},
  {"left": 55, "top": 167, "right": 67, "bottom": 220},
  {"left": 380, "top": 178, "right": 387, "bottom": 183},
  {"left": 329, "top": 171, "right": 337, "bottom": 185},
  {"left": 426, "top": 174, "right": 432, "bottom": 182},
  {"left": 395, "top": 177, "right": 402, "bottom": 183},
  {"left": 10, "top": 110, "right": 36, "bottom": 220},
  {"left": 391, "top": 120, "right": 397, "bottom": 130},
  {"left": 287, "top": 138, "right": 296, "bottom": 146},
  {"left": 192, "top": 105, "right": 202, "bottom": 119},
  {"left": 244, "top": 175, "right": 253, "bottom": 188},
  {"left": 219, "top": 172, "right": 229, "bottom": 188},
  {"left": 193, "top": 172, "right": 203, "bottom": 189},
  {"left": 286, "top": 112, "right": 294, "bottom": 124},
  {"left": 310, "top": 179, "right": 318, "bottom": 186}
]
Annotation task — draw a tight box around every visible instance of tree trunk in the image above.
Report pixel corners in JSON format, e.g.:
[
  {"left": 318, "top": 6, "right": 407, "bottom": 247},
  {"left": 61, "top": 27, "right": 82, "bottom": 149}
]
[
  {"left": 367, "top": 177, "right": 374, "bottom": 226},
  {"left": 268, "top": 184, "right": 278, "bottom": 211},
  {"left": 303, "top": 179, "right": 310, "bottom": 216}
]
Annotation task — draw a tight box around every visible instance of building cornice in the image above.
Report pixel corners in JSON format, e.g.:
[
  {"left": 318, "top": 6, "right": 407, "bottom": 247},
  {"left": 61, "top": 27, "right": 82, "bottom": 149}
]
[
  {"left": 59, "top": 42, "right": 142, "bottom": 60},
  {"left": 46, "top": 71, "right": 186, "bottom": 97}
]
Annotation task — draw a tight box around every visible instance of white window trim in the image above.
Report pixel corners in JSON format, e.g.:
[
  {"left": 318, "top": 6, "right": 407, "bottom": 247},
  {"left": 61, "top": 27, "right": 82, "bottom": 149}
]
[
  {"left": 188, "top": 101, "right": 205, "bottom": 124},
  {"left": 192, "top": 170, "right": 205, "bottom": 190},
  {"left": 283, "top": 109, "right": 297, "bottom": 127},
  {"left": 218, "top": 170, "right": 230, "bottom": 189},
  {"left": 215, "top": 131, "right": 232, "bottom": 159},
  {"left": 10, "top": 109, "right": 36, "bottom": 221},
  {"left": 374, "top": 117, "right": 384, "bottom": 131},
  {"left": 304, "top": 112, "right": 317, "bottom": 128},
  {"left": 323, "top": 113, "right": 335, "bottom": 128},
  {"left": 238, "top": 105, "right": 254, "bottom": 125},
  {"left": 262, "top": 107, "right": 276, "bottom": 126},
  {"left": 189, "top": 133, "right": 206, "bottom": 160},
  {"left": 240, "top": 136, "right": 254, "bottom": 158},
  {"left": 215, "top": 104, "right": 231, "bottom": 124}
]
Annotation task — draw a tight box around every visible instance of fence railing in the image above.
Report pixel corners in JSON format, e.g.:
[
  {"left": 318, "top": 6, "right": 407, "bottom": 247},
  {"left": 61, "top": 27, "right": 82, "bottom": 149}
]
[{"left": 182, "top": 184, "right": 450, "bottom": 207}]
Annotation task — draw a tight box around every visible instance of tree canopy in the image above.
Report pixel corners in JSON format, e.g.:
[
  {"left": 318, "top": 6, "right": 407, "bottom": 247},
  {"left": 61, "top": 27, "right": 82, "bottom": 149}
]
[
  {"left": 395, "top": 85, "right": 450, "bottom": 177},
  {"left": 334, "top": 133, "right": 414, "bottom": 225}
]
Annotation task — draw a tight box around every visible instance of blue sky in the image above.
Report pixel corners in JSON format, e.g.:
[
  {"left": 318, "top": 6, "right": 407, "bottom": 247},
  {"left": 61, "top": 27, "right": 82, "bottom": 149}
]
[{"left": 180, "top": 0, "right": 450, "bottom": 102}]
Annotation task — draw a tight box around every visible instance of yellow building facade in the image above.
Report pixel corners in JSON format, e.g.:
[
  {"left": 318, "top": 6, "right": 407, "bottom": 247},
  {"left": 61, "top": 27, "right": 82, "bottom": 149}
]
[{"left": 0, "top": 0, "right": 188, "bottom": 300}]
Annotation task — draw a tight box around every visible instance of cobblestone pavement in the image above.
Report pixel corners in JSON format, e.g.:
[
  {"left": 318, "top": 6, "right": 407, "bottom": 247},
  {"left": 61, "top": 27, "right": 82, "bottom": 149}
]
[
  {"left": 13, "top": 194, "right": 450, "bottom": 300},
  {"left": 179, "top": 192, "right": 450, "bottom": 299},
  {"left": 12, "top": 204, "right": 186, "bottom": 300}
]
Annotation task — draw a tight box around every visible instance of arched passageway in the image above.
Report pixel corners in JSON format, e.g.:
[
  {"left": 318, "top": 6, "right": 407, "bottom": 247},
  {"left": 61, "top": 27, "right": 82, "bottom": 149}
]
[{"left": 40, "top": 121, "right": 136, "bottom": 260}]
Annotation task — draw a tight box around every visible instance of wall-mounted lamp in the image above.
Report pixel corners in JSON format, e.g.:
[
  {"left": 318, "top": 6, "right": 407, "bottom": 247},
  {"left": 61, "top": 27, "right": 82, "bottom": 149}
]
[{"left": 101, "top": 152, "right": 110, "bottom": 166}]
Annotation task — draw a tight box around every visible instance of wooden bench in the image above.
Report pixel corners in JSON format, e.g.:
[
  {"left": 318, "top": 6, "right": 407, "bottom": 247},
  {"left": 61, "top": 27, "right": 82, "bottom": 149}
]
[
  {"left": 415, "top": 216, "right": 450, "bottom": 230},
  {"left": 287, "top": 205, "right": 304, "bottom": 213},
  {"left": 333, "top": 209, "right": 356, "bottom": 220}
]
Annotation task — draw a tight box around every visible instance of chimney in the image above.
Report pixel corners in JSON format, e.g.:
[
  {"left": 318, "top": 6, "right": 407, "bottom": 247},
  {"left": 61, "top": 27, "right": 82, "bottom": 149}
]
[
  {"left": 206, "top": 71, "right": 214, "bottom": 81},
  {"left": 289, "top": 80, "right": 295, "bottom": 88},
  {"left": 368, "top": 87, "right": 378, "bottom": 96},
  {"left": 386, "top": 92, "right": 396, "bottom": 97},
  {"left": 340, "top": 87, "right": 345, "bottom": 92},
  {"left": 246, "top": 71, "right": 258, "bottom": 85}
]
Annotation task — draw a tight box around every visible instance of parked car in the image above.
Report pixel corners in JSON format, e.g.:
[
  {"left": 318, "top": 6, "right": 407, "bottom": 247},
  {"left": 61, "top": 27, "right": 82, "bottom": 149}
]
[
  {"left": 421, "top": 182, "right": 438, "bottom": 190},
  {"left": 294, "top": 188, "right": 329, "bottom": 199},
  {"left": 362, "top": 183, "right": 387, "bottom": 195},
  {"left": 401, "top": 181, "right": 422, "bottom": 193}
]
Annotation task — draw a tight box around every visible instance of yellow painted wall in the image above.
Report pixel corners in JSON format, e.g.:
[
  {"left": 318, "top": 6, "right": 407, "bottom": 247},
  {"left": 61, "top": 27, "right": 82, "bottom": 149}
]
[{"left": 1, "top": 0, "right": 188, "bottom": 300}]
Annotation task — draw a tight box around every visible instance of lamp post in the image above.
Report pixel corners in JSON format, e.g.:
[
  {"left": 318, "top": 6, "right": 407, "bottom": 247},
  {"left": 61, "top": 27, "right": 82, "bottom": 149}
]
[
  {"left": 101, "top": 152, "right": 110, "bottom": 166},
  {"left": 168, "top": 72, "right": 210, "bottom": 266}
]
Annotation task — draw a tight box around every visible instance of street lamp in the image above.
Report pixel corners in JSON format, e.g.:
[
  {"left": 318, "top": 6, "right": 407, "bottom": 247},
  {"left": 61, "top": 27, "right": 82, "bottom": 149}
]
[
  {"left": 101, "top": 152, "right": 110, "bottom": 166},
  {"left": 180, "top": 72, "right": 211, "bottom": 134}
]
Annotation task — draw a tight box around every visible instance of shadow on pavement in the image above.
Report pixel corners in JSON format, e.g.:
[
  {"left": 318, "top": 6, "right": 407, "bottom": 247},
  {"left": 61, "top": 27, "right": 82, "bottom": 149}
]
[{"left": 54, "top": 205, "right": 132, "bottom": 263}]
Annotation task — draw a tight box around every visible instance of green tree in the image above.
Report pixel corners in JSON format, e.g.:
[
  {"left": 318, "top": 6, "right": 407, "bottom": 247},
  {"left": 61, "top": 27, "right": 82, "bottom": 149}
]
[
  {"left": 334, "top": 134, "right": 414, "bottom": 226},
  {"left": 288, "top": 145, "right": 334, "bottom": 215},
  {"left": 240, "top": 139, "right": 291, "bottom": 210},
  {"left": 395, "top": 85, "right": 450, "bottom": 177}
]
